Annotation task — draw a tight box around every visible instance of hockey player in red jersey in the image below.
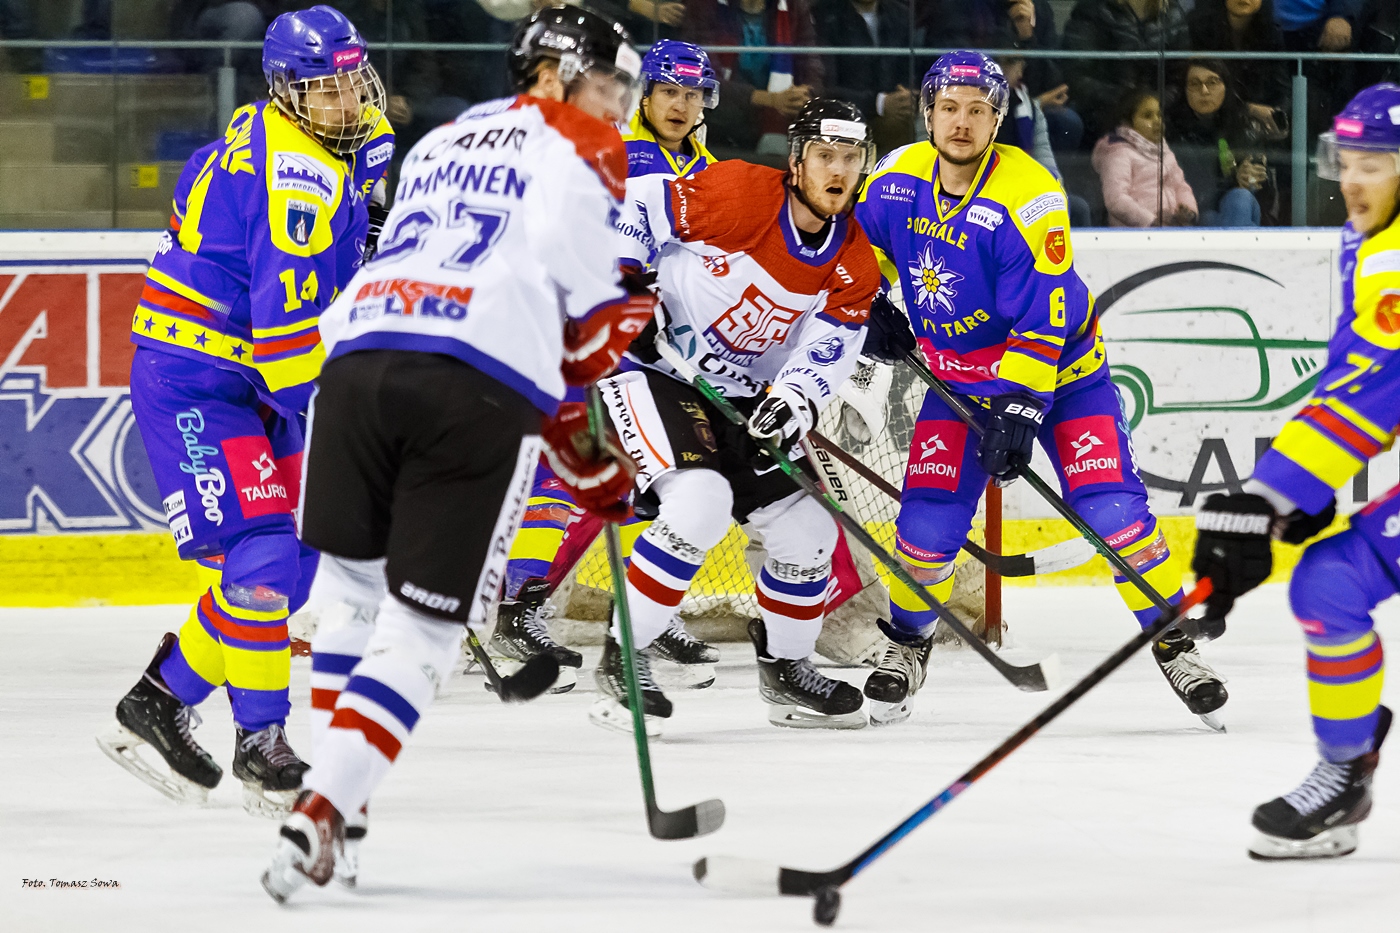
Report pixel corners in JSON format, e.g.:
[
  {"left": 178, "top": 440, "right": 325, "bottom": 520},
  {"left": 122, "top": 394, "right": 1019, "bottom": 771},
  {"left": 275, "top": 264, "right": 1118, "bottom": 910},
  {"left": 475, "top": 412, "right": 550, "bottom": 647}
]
[
  {"left": 594, "top": 99, "right": 881, "bottom": 732},
  {"left": 261, "top": 6, "right": 652, "bottom": 901}
]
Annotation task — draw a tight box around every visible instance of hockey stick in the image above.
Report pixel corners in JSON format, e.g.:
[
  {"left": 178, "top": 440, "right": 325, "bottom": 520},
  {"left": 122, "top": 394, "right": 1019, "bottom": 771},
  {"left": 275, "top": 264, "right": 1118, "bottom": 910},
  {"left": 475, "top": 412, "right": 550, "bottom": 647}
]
[
  {"left": 902, "top": 352, "right": 1175, "bottom": 616},
  {"left": 694, "top": 578, "right": 1213, "bottom": 926},
  {"left": 587, "top": 386, "right": 725, "bottom": 841},
  {"left": 807, "top": 429, "right": 1096, "bottom": 578},
  {"left": 653, "top": 341, "right": 1054, "bottom": 694},
  {"left": 465, "top": 625, "right": 561, "bottom": 703}
]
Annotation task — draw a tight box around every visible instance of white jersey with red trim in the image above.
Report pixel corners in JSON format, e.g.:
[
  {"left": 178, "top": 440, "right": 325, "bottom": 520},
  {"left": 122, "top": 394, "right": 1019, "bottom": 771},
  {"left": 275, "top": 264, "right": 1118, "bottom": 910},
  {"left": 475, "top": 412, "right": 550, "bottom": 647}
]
[
  {"left": 620, "top": 160, "right": 880, "bottom": 407},
  {"left": 318, "top": 95, "right": 629, "bottom": 414}
]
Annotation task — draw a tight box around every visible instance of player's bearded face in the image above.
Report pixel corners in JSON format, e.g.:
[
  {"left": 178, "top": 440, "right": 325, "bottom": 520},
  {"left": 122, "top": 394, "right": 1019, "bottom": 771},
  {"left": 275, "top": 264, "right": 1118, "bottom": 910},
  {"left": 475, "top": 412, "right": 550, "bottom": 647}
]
[
  {"left": 1339, "top": 149, "right": 1400, "bottom": 236},
  {"left": 303, "top": 72, "right": 362, "bottom": 137},
  {"left": 793, "top": 140, "right": 865, "bottom": 216},
  {"left": 644, "top": 84, "right": 705, "bottom": 146},
  {"left": 929, "top": 87, "right": 998, "bottom": 166}
]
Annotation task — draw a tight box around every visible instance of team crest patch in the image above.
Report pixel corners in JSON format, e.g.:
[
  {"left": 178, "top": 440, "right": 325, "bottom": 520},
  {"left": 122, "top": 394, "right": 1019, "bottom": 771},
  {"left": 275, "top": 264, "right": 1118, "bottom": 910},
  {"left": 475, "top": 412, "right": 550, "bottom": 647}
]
[
  {"left": 702, "top": 255, "right": 729, "bottom": 277},
  {"left": 809, "top": 336, "right": 844, "bottom": 365},
  {"left": 287, "top": 200, "right": 319, "bottom": 246},
  {"left": 1376, "top": 291, "right": 1400, "bottom": 334},
  {"left": 907, "top": 243, "right": 962, "bottom": 316},
  {"left": 1044, "top": 227, "right": 1067, "bottom": 265}
]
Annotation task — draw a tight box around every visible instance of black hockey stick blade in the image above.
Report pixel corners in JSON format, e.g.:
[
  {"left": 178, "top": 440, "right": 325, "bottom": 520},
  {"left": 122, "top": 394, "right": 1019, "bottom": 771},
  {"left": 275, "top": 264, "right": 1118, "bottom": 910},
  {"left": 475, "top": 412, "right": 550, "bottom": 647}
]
[
  {"left": 650, "top": 797, "right": 727, "bottom": 840},
  {"left": 497, "top": 653, "right": 561, "bottom": 703},
  {"left": 694, "top": 581, "right": 1212, "bottom": 910}
]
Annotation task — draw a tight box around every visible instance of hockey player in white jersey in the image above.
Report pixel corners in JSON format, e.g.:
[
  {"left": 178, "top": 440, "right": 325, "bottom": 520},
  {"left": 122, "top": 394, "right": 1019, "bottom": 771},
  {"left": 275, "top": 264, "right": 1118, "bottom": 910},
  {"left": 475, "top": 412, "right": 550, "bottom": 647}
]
[
  {"left": 262, "top": 7, "right": 654, "bottom": 901},
  {"left": 593, "top": 99, "right": 882, "bottom": 732}
]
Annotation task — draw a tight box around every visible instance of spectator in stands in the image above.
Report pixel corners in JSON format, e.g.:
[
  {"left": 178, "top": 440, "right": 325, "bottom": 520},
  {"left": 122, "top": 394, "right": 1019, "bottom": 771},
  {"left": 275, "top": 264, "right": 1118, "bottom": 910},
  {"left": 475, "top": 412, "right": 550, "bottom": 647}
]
[
  {"left": 811, "top": 0, "right": 918, "bottom": 153},
  {"left": 1354, "top": 0, "right": 1399, "bottom": 86},
  {"left": 1005, "top": 1, "right": 1084, "bottom": 154},
  {"left": 1167, "top": 59, "right": 1273, "bottom": 226},
  {"left": 1187, "top": 0, "right": 1291, "bottom": 130},
  {"left": 683, "top": 0, "right": 823, "bottom": 158},
  {"left": 1062, "top": 0, "right": 1191, "bottom": 141},
  {"left": 0, "top": 0, "right": 35, "bottom": 71},
  {"left": 997, "top": 56, "right": 1094, "bottom": 227},
  {"left": 1274, "top": 0, "right": 1361, "bottom": 135},
  {"left": 1092, "top": 87, "right": 1198, "bottom": 226}
]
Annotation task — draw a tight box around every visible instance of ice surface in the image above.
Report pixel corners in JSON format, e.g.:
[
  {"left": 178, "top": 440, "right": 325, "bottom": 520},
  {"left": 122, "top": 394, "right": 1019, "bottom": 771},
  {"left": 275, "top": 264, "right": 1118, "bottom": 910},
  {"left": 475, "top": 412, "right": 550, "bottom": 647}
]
[{"left": 3, "top": 584, "right": 1396, "bottom": 932}]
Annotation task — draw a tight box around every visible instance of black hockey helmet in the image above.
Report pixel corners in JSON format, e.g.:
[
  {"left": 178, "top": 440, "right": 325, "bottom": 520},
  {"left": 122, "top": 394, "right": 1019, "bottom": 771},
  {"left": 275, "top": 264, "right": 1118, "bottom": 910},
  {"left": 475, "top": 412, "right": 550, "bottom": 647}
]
[
  {"left": 788, "top": 98, "right": 877, "bottom": 176},
  {"left": 508, "top": 5, "right": 642, "bottom": 113}
]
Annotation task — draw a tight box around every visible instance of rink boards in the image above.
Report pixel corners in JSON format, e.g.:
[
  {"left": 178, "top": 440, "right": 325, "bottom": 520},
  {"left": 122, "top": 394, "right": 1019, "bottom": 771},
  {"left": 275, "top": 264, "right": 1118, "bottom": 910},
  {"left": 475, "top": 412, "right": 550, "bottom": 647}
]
[{"left": 0, "top": 228, "right": 1391, "bottom": 606}]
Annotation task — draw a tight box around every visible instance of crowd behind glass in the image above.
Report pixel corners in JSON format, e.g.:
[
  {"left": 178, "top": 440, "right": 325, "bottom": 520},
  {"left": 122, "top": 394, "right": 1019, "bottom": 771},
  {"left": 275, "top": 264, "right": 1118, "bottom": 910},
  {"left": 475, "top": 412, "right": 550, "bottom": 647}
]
[{"left": 2, "top": 0, "right": 1397, "bottom": 228}]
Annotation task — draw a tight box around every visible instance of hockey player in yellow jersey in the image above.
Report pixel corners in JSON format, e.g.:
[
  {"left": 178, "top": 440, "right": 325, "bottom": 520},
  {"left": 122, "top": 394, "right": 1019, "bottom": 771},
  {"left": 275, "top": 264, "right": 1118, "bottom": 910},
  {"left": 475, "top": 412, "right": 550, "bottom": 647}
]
[{"left": 1193, "top": 84, "right": 1400, "bottom": 860}]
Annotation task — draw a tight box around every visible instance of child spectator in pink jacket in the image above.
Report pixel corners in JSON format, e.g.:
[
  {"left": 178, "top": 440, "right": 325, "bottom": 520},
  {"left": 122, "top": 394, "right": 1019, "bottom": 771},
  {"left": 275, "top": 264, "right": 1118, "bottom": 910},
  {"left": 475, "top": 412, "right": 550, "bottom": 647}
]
[{"left": 1092, "top": 88, "right": 1198, "bottom": 227}]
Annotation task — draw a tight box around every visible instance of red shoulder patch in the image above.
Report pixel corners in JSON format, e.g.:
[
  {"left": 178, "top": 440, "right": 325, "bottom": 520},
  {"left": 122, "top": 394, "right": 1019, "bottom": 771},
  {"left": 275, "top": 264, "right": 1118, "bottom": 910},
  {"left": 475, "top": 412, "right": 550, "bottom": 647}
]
[{"left": 528, "top": 97, "right": 627, "bottom": 200}]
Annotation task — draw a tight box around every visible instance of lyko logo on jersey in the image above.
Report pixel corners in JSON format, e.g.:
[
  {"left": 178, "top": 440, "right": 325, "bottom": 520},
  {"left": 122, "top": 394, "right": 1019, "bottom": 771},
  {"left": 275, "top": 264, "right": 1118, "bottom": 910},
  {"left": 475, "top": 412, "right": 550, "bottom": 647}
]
[
  {"left": 705, "top": 283, "right": 804, "bottom": 362},
  {"left": 1044, "top": 227, "right": 1067, "bottom": 266},
  {"left": 702, "top": 255, "right": 729, "bottom": 277},
  {"left": 906, "top": 420, "right": 966, "bottom": 491},
  {"left": 286, "top": 200, "right": 319, "bottom": 247},
  {"left": 908, "top": 244, "right": 961, "bottom": 315},
  {"left": 1054, "top": 416, "right": 1121, "bottom": 490},
  {"left": 221, "top": 436, "right": 294, "bottom": 519},
  {"left": 354, "top": 278, "right": 473, "bottom": 321}
]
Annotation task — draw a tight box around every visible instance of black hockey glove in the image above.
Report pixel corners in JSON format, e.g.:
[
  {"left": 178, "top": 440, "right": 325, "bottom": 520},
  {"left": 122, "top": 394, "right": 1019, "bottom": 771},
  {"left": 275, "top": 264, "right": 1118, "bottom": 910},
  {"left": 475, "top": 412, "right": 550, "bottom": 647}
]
[
  {"left": 1278, "top": 496, "right": 1337, "bottom": 545},
  {"left": 363, "top": 179, "right": 389, "bottom": 262},
  {"left": 861, "top": 292, "right": 917, "bottom": 365},
  {"left": 748, "top": 387, "right": 817, "bottom": 475},
  {"left": 1192, "top": 492, "right": 1276, "bottom": 622},
  {"left": 978, "top": 393, "right": 1045, "bottom": 481}
]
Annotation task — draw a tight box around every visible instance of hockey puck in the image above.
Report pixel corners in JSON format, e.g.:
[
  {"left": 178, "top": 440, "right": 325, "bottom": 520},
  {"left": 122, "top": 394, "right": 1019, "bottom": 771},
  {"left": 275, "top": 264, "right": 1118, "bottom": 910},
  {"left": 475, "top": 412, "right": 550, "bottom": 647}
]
[{"left": 812, "top": 886, "right": 841, "bottom": 927}]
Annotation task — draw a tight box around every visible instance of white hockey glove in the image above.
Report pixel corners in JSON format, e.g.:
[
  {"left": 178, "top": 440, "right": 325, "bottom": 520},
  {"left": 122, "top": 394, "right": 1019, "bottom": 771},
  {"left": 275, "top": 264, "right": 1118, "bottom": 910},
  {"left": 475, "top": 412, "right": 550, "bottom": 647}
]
[{"left": 747, "top": 384, "right": 817, "bottom": 475}]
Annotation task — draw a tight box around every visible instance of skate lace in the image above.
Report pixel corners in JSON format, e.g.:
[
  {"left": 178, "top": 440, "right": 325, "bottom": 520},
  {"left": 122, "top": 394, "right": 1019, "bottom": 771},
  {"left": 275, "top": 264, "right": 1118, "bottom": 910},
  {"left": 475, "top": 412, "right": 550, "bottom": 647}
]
[
  {"left": 633, "top": 648, "right": 661, "bottom": 691},
  {"left": 789, "top": 659, "right": 838, "bottom": 698},
  {"left": 241, "top": 724, "right": 300, "bottom": 768},
  {"left": 879, "top": 641, "right": 918, "bottom": 680},
  {"left": 1161, "top": 645, "right": 1217, "bottom": 692},
  {"left": 174, "top": 705, "right": 203, "bottom": 751},
  {"left": 1282, "top": 759, "right": 1353, "bottom": 816},
  {"left": 664, "top": 616, "right": 703, "bottom": 647},
  {"left": 523, "top": 602, "right": 560, "bottom": 647}
]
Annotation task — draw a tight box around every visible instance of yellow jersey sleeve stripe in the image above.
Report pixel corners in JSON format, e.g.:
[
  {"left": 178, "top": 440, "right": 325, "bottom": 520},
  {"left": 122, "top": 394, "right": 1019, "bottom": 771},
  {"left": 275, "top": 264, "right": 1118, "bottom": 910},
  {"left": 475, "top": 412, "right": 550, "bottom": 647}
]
[
  {"left": 147, "top": 267, "right": 230, "bottom": 315},
  {"left": 1270, "top": 420, "right": 1367, "bottom": 491}
]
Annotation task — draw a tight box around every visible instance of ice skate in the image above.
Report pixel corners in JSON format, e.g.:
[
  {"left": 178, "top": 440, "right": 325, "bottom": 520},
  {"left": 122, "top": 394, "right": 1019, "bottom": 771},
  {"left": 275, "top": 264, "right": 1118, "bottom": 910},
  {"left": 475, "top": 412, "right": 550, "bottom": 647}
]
[
  {"left": 96, "top": 632, "right": 222, "bottom": 804},
  {"left": 334, "top": 804, "right": 368, "bottom": 888},
  {"left": 261, "top": 791, "right": 345, "bottom": 904},
  {"left": 489, "top": 578, "right": 579, "bottom": 693},
  {"left": 233, "top": 723, "right": 309, "bottom": 818},
  {"left": 590, "top": 634, "right": 671, "bottom": 737},
  {"left": 749, "top": 619, "right": 865, "bottom": 730},
  {"left": 1249, "top": 706, "right": 1392, "bottom": 860},
  {"left": 862, "top": 621, "right": 932, "bottom": 727},
  {"left": 650, "top": 615, "right": 719, "bottom": 689},
  {"left": 1152, "top": 628, "right": 1228, "bottom": 730}
]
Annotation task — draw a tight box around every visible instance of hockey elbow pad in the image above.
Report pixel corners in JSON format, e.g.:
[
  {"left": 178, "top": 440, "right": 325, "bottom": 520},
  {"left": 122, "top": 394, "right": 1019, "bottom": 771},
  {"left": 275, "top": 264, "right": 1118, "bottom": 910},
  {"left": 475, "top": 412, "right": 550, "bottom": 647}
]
[
  {"left": 541, "top": 402, "right": 638, "bottom": 523},
  {"left": 561, "top": 289, "right": 656, "bottom": 386}
]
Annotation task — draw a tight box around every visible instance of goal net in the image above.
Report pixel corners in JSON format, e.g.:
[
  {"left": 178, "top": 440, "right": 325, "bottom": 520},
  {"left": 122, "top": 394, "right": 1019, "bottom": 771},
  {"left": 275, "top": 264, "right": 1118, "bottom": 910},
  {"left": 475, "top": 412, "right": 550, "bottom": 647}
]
[{"left": 557, "top": 360, "right": 1001, "bottom": 657}]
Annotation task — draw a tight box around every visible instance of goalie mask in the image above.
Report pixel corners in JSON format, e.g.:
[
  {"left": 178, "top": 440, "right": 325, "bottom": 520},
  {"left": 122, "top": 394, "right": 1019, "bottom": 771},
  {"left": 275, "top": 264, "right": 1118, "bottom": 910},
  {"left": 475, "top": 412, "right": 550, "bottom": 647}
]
[{"left": 262, "top": 5, "right": 386, "bottom": 156}]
